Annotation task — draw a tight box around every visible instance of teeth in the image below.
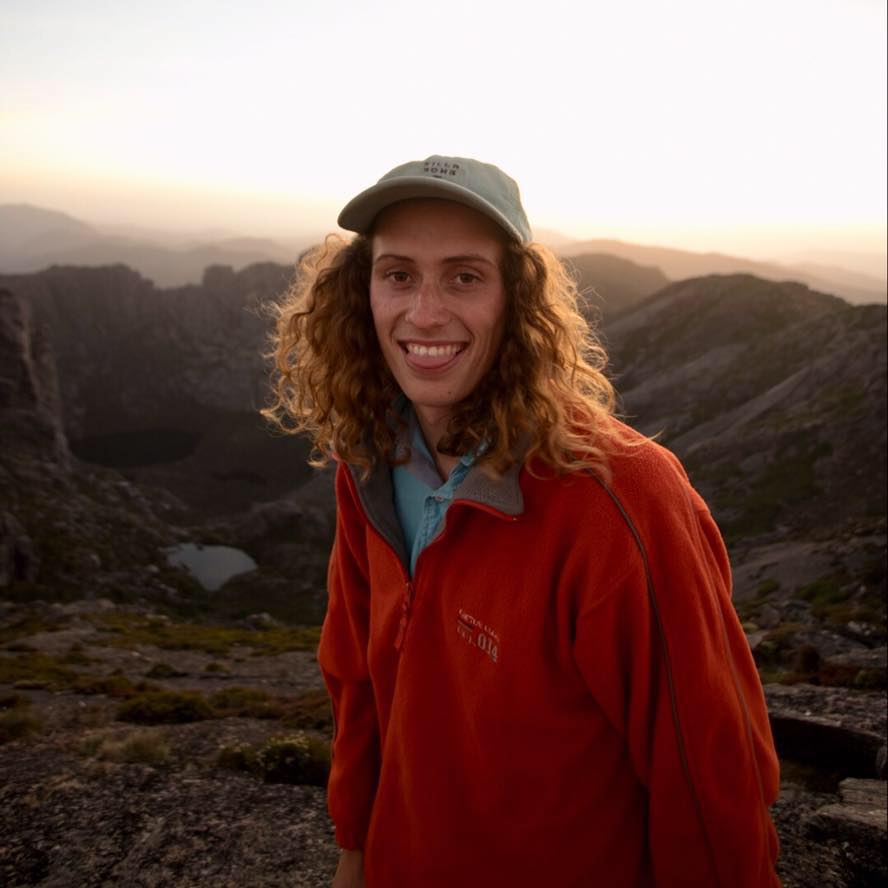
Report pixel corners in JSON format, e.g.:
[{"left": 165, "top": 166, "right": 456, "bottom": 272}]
[{"left": 406, "top": 343, "right": 463, "bottom": 357}]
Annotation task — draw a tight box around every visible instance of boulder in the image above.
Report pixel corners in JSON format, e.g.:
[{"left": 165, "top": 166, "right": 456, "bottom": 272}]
[{"left": 803, "top": 778, "right": 887, "bottom": 885}]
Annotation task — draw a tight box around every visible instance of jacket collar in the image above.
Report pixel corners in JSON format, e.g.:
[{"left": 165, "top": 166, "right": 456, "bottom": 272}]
[{"left": 346, "top": 455, "right": 525, "bottom": 568}]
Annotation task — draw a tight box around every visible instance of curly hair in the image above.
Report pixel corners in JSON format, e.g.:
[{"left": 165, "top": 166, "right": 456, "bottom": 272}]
[{"left": 263, "top": 232, "right": 623, "bottom": 479}]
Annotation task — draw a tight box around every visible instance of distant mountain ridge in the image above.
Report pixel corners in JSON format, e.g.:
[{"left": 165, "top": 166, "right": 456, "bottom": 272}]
[
  {"left": 2, "top": 204, "right": 885, "bottom": 306},
  {"left": 0, "top": 205, "right": 310, "bottom": 288},
  {"left": 559, "top": 238, "right": 886, "bottom": 307}
]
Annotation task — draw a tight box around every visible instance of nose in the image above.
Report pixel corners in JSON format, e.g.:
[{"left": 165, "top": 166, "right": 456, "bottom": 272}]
[{"left": 404, "top": 280, "right": 449, "bottom": 328}]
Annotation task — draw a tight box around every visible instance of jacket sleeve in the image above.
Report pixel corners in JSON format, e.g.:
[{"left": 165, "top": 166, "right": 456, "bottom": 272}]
[
  {"left": 317, "top": 463, "right": 380, "bottom": 850},
  {"left": 573, "top": 463, "right": 781, "bottom": 886}
]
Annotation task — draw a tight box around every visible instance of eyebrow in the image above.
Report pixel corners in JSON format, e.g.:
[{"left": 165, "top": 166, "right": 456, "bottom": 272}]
[{"left": 373, "top": 252, "right": 497, "bottom": 267}]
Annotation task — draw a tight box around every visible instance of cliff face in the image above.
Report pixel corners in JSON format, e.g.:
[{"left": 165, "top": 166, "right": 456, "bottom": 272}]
[
  {"left": 2, "top": 264, "right": 283, "bottom": 438},
  {"left": 0, "top": 287, "right": 68, "bottom": 467},
  {"left": 0, "top": 284, "right": 188, "bottom": 602},
  {"left": 0, "top": 263, "right": 311, "bottom": 516}
]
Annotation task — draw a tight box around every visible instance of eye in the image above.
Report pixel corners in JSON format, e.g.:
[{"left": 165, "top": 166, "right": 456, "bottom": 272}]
[
  {"left": 384, "top": 270, "right": 412, "bottom": 284},
  {"left": 454, "top": 271, "right": 481, "bottom": 285}
]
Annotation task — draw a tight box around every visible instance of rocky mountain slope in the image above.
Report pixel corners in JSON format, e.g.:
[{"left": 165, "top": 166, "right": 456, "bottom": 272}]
[
  {"left": 566, "top": 252, "right": 670, "bottom": 321},
  {"left": 605, "top": 274, "right": 886, "bottom": 539}
]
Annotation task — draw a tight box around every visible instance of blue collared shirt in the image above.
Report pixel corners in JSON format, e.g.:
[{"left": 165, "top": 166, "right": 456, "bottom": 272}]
[{"left": 392, "top": 405, "right": 477, "bottom": 577}]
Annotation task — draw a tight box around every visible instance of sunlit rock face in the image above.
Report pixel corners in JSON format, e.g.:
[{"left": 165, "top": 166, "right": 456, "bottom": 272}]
[{"left": 0, "top": 286, "right": 69, "bottom": 467}]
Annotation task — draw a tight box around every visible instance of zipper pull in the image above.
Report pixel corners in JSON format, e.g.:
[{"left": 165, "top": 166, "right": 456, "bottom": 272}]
[{"left": 394, "top": 580, "right": 415, "bottom": 651}]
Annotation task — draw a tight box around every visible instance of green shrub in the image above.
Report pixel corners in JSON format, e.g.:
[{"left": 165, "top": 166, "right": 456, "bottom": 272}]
[
  {"left": 116, "top": 690, "right": 213, "bottom": 724},
  {"left": 107, "top": 730, "right": 170, "bottom": 764},
  {"left": 78, "top": 728, "right": 170, "bottom": 764},
  {"left": 754, "top": 622, "right": 807, "bottom": 667},
  {"left": 851, "top": 668, "right": 887, "bottom": 690},
  {"left": 254, "top": 732, "right": 329, "bottom": 786},
  {"left": 0, "top": 691, "right": 30, "bottom": 710},
  {"left": 280, "top": 689, "right": 333, "bottom": 732},
  {"left": 0, "top": 615, "right": 64, "bottom": 645},
  {"left": 62, "top": 649, "right": 97, "bottom": 666},
  {"left": 755, "top": 579, "right": 780, "bottom": 597},
  {"left": 798, "top": 579, "right": 846, "bottom": 607},
  {"left": 72, "top": 674, "right": 143, "bottom": 698},
  {"left": 216, "top": 743, "right": 258, "bottom": 772},
  {"left": 87, "top": 612, "right": 320, "bottom": 656},
  {"left": 145, "top": 662, "right": 186, "bottom": 679},
  {"left": 0, "top": 652, "right": 78, "bottom": 688},
  {"left": 217, "top": 732, "right": 329, "bottom": 786},
  {"left": 208, "top": 686, "right": 280, "bottom": 718},
  {"left": 0, "top": 707, "right": 43, "bottom": 744}
]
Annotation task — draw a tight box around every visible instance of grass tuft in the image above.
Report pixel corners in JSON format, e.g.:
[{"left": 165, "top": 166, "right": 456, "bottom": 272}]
[
  {"left": 116, "top": 690, "right": 214, "bottom": 724},
  {"left": 86, "top": 611, "right": 320, "bottom": 656},
  {"left": 217, "top": 731, "right": 329, "bottom": 786},
  {"left": 0, "top": 707, "right": 44, "bottom": 744},
  {"left": 78, "top": 728, "right": 170, "bottom": 764}
]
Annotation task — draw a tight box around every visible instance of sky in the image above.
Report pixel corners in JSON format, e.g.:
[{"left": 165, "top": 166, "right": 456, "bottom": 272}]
[{"left": 2, "top": 0, "right": 886, "bottom": 263}]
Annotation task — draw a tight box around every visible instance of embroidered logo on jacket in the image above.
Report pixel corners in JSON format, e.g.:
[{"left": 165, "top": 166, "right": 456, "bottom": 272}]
[{"left": 456, "top": 608, "right": 499, "bottom": 664}]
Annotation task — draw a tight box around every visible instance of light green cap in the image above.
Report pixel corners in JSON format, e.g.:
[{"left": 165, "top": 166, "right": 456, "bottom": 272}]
[{"left": 338, "top": 155, "right": 532, "bottom": 243}]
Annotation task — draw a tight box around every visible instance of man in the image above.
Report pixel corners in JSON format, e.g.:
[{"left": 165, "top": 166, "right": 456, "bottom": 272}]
[{"left": 265, "top": 156, "right": 781, "bottom": 887}]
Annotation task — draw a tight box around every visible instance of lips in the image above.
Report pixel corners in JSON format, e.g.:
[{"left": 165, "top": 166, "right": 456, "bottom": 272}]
[{"left": 402, "top": 340, "right": 466, "bottom": 371}]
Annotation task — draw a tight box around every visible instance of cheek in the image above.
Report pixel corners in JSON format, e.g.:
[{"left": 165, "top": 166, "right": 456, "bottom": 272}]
[
  {"left": 368, "top": 290, "right": 388, "bottom": 337},
  {"left": 369, "top": 291, "right": 399, "bottom": 369},
  {"left": 482, "top": 293, "right": 508, "bottom": 347}
]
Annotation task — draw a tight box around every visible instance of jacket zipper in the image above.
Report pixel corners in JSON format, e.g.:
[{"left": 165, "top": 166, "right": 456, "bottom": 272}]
[
  {"left": 389, "top": 499, "right": 519, "bottom": 654},
  {"left": 394, "top": 578, "right": 414, "bottom": 651},
  {"left": 346, "top": 462, "right": 520, "bottom": 655}
]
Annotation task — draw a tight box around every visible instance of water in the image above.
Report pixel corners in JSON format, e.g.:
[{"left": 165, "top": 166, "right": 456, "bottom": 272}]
[{"left": 165, "top": 543, "right": 257, "bottom": 591}]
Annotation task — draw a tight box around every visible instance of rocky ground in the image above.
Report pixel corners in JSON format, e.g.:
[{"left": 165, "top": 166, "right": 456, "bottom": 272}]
[
  {"left": 1, "top": 598, "right": 885, "bottom": 887},
  {"left": 0, "top": 599, "right": 339, "bottom": 887}
]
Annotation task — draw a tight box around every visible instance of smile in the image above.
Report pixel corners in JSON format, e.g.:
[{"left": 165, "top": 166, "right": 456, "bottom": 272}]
[
  {"left": 404, "top": 342, "right": 465, "bottom": 358},
  {"left": 401, "top": 340, "right": 467, "bottom": 371}
]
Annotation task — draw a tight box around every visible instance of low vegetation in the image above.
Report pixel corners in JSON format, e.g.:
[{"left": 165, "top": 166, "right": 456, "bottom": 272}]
[
  {"left": 115, "top": 685, "right": 333, "bottom": 729},
  {"left": 116, "top": 690, "right": 214, "bottom": 724},
  {"left": 0, "top": 692, "right": 43, "bottom": 744},
  {"left": 0, "top": 651, "right": 79, "bottom": 687},
  {"left": 217, "top": 731, "right": 329, "bottom": 786},
  {"left": 86, "top": 611, "right": 321, "bottom": 656},
  {"left": 78, "top": 727, "right": 171, "bottom": 764}
]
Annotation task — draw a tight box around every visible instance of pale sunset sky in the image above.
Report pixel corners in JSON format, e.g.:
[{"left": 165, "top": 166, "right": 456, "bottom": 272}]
[{"left": 2, "top": 0, "right": 886, "bottom": 263}]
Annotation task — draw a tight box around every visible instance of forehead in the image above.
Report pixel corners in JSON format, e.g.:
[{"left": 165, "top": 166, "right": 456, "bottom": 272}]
[{"left": 370, "top": 198, "right": 506, "bottom": 261}]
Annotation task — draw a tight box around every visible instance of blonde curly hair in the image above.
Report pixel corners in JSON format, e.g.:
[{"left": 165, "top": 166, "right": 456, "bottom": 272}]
[{"left": 263, "top": 231, "right": 621, "bottom": 479}]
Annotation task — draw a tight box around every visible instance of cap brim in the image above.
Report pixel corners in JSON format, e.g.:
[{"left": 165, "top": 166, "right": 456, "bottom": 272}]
[{"left": 337, "top": 177, "right": 525, "bottom": 242}]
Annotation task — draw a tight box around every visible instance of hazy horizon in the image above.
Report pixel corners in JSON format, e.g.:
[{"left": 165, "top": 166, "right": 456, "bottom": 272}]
[
  {"left": 4, "top": 196, "right": 887, "bottom": 278},
  {"left": 2, "top": 0, "right": 886, "bottom": 270}
]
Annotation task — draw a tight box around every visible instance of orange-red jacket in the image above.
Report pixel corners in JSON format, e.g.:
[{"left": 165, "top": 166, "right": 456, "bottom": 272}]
[{"left": 318, "top": 426, "right": 781, "bottom": 887}]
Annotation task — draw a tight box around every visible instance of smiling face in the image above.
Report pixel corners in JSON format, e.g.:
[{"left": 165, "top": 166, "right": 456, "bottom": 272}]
[{"left": 369, "top": 198, "right": 508, "bottom": 439}]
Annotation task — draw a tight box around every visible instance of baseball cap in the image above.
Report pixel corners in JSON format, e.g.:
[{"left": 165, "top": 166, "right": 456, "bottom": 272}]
[{"left": 337, "top": 155, "right": 532, "bottom": 244}]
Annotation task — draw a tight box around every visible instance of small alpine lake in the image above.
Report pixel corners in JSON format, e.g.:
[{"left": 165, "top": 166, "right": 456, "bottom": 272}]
[{"left": 165, "top": 543, "right": 258, "bottom": 591}]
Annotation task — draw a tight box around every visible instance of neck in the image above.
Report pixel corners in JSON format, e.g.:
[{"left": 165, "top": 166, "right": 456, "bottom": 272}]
[{"left": 414, "top": 405, "right": 460, "bottom": 481}]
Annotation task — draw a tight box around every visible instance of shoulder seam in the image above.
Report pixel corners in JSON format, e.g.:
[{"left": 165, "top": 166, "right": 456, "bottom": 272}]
[{"left": 588, "top": 474, "right": 722, "bottom": 885}]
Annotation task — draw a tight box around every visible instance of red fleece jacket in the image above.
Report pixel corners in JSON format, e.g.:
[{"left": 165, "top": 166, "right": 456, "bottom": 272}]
[{"left": 318, "top": 429, "right": 781, "bottom": 887}]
